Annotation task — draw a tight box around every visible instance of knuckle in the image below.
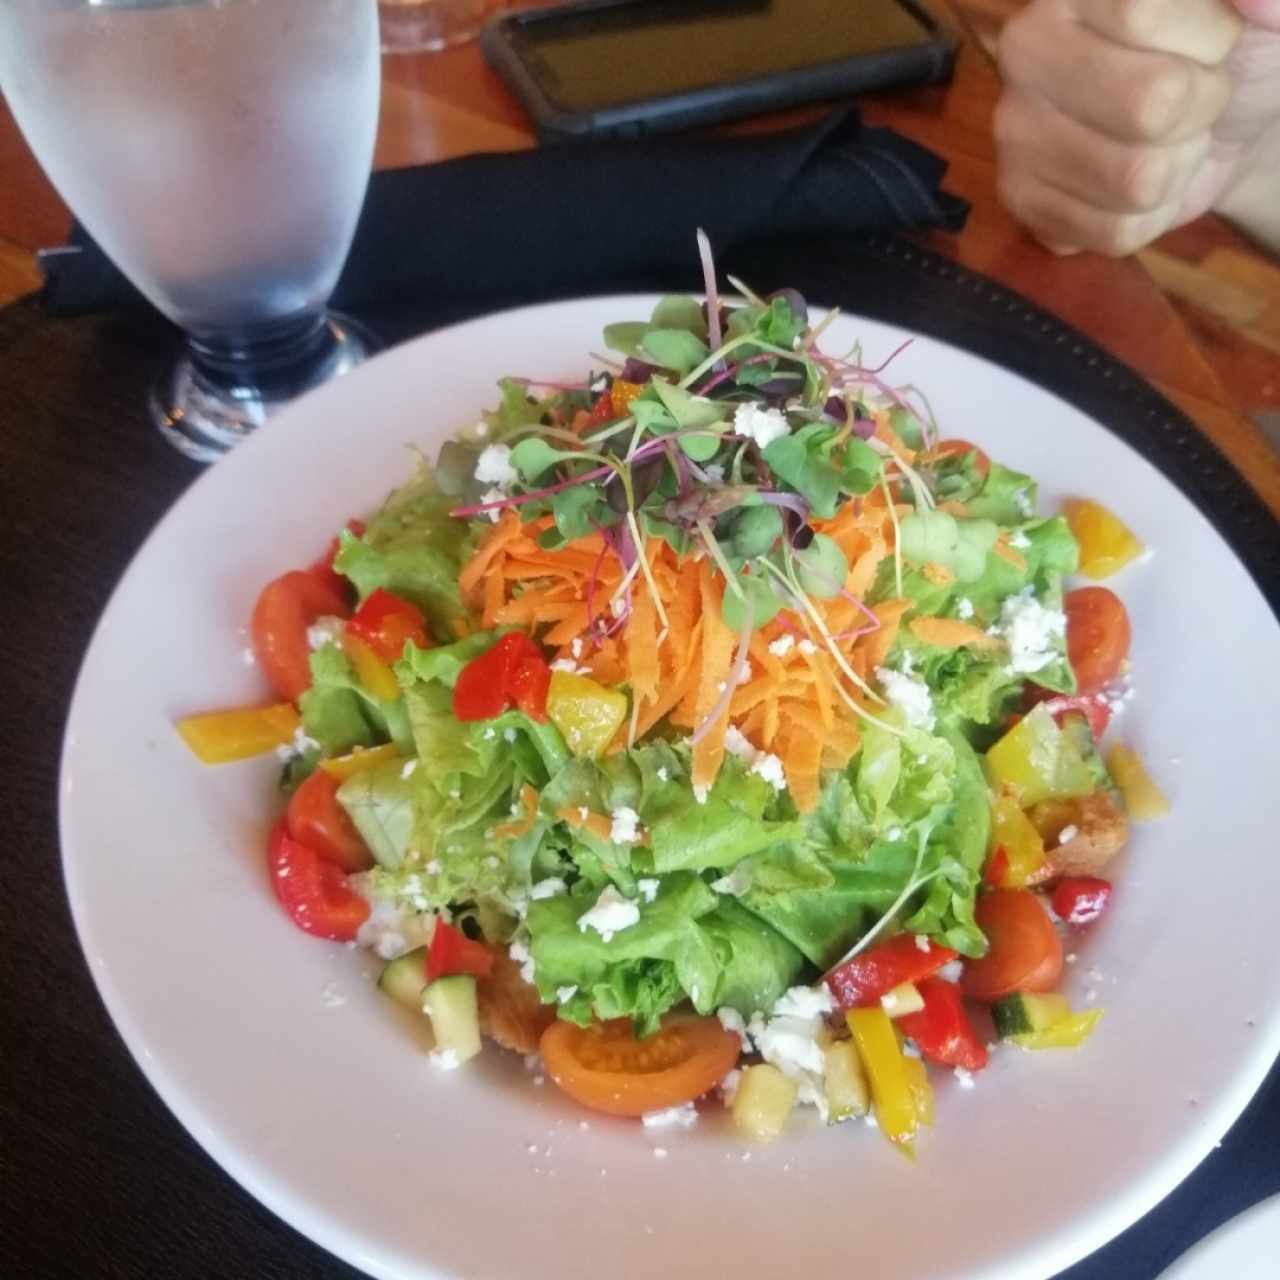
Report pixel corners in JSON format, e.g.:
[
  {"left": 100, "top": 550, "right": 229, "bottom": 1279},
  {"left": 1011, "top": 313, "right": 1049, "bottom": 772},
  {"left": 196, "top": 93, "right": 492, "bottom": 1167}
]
[
  {"left": 1123, "top": 61, "right": 1190, "bottom": 140},
  {"left": 1095, "top": 214, "right": 1147, "bottom": 257},
  {"left": 1112, "top": 0, "right": 1163, "bottom": 47},
  {"left": 1114, "top": 146, "right": 1172, "bottom": 210}
]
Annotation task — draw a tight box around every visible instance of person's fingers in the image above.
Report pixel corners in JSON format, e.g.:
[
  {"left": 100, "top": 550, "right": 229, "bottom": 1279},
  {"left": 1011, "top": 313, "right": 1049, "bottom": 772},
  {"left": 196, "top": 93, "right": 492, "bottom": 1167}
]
[
  {"left": 1068, "top": 0, "right": 1243, "bottom": 65},
  {"left": 1231, "top": 0, "right": 1280, "bottom": 32},
  {"left": 999, "top": 1, "right": 1235, "bottom": 143},
  {"left": 997, "top": 167, "right": 1183, "bottom": 256},
  {"left": 994, "top": 89, "right": 1213, "bottom": 214}
]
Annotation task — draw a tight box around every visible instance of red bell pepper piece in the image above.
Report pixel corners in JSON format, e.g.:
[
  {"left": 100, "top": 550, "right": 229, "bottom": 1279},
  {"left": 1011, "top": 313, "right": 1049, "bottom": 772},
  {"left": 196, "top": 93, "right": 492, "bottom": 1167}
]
[
  {"left": 267, "top": 819, "right": 370, "bottom": 942},
  {"left": 453, "top": 632, "right": 550, "bottom": 723},
  {"left": 587, "top": 389, "right": 615, "bottom": 425},
  {"left": 985, "top": 846, "right": 1010, "bottom": 887},
  {"left": 825, "top": 933, "right": 959, "bottom": 1009},
  {"left": 1050, "top": 876, "right": 1113, "bottom": 926},
  {"left": 426, "top": 919, "right": 496, "bottom": 983},
  {"left": 897, "top": 977, "right": 989, "bottom": 1071},
  {"left": 347, "top": 587, "right": 428, "bottom": 663},
  {"left": 1022, "top": 687, "right": 1112, "bottom": 741},
  {"left": 310, "top": 519, "right": 366, "bottom": 596}
]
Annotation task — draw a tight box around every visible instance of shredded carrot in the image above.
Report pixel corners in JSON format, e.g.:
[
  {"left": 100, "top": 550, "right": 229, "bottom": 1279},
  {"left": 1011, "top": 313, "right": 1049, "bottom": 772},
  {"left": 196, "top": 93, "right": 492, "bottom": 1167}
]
[
  {"left": 909, "top": 616, "right": 1001, "bottom": 650},
  {"left": 778, "top": 720, "right": 822, "bottom": 813},
  {"left": 557, "top": 805, "right": 648, "bottom": 845},
  {"left": 993, "top": 537, "right": 1028, "bottom": 572},
  {"left": 691, "top": 561, "right": 736, "bottom": 795},
  {"left": 922, "top": 561, "right": 955, "bottom": 586},
  {"left": 494, "top": 785, "right": 540, "bottom": 840},
  {"left": 459, "top": 509, "right": 525, "bottom": 601},
  {"left": 626, "top": 580, "right": 660, "bottom": 704},
  {"left": 858, "top": 598, "right": 912, "bottom": 672}
]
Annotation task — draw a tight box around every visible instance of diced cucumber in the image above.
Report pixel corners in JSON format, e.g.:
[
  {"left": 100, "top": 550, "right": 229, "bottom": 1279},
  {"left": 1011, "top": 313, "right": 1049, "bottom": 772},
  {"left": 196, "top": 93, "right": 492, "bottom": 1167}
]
[
  {"left": 1009, "top": 1008, "right": 1103, "bottom": 1050},
  {"left": 823, "top": 1040, "right": 868, "bottom": 1123},
  {"left": 422, "top": 974, "right": 482, "bottom": 1066},
  {"left": 880, "top": 981, "right": 925, "bottom": 1018},
  {"left": 377, "top": 947, "right": 427, "bottom": 1010},
  {"left": 731, "top": 1064, "right": 797, "bottom": 1143},
  {"left": 992, "top": 991, "right": 1071, "bottom": 1038}
]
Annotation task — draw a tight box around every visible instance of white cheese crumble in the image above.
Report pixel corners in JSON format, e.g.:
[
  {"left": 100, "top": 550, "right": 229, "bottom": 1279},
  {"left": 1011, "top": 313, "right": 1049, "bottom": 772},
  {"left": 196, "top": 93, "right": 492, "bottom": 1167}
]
[
  {"left": 425, "top": 859, "right": 442, "bottom": 875},
  {"left": 733, "top": 401, "right": 790, "bottom": 450},
  {"left": 748, "top": 984, "right": 837, "bottom": 1120},
  {"left": 767, "top": 633, "right": 795, "bottom": 657},
  {"left": 914, "top": 934, "right": 931, "bottom": 953},
  {"left": 550, "top": 658, "right": 587, "bottom": 674},
  {"left": 508, "top": 937, "right": 536, "bottom": 984},
  {"left": 503, "top": 728, "right": 517, "bottom": 743},
  {"left": 306, "top": 615, "right": 345, "bottom": 650},
  {"left": 557, "top": 985, "right": 578, "bottom": 1003},
  {"left": 693, "top": 783, "right": 710, "bottom": 805},
  {"left": 275, "top": 725, "right": 321, "bottom": 764},
  {"left": 723, "top": 724, "right": 786, "bottom": 790},
  {"left": 637, "top": 878, "right": 660, "bottom": 903},
  {"left": 479, "top": 486, "right": 507, "bottom": 522},
  {"left": 996, "top": 588, "right": 1066, "bottom": 675},
  {"left": 710, "top": 863, "right": 753, "bottom": 897},
  {"left": 875, "top": 665, "right": 936, "bottom": 730},
  {"left": 320, "top": 983, "right": 346, "bottom": 1008},
  {"left": 797, "top": 638, "right": 817, "bottom": 656},
  {"left": 530, "top": 877, "right": 567, "bottom": 900},
  {"left": 577, "top": 886, "right": 640, "bottom": 942},
  {"left": 955, "top": 596, "right": 975, "bottom": 621},
  {"left": 1058, "top": 824, "right": 1079, "bottom": 844},
  {"left": 655, "top": 766, "right": 670, "bottom": 783},
  {"left": 241, "top": 646, "right": 257, "bottom": 666},
  {"left": 351, "top": 875, "right": 433, "bottom": 958},
  {"left": 571, "top": 637, "right": 583, "bottom": 659},
  {"left": 609, "top": 806, "right": 642, "bottom": 845},
  {"left": 717, "top": 1006, "right": 750, "bottom": 1044},
  {"left": 954, "top": 1067, "right": 976, "bottom": 1090},
  {"left": 430, "top": 1049, "right": 461, "bottom": 1071},
  {"left": 641, "top": 1102, "right": 698, "bottom": 1131},
  {"left": 938, "top": 960, "right": 964, "bottom": 983},
  {"left": 1010, "top": 530, "right": 1031, "bottom": 550},
  {"left": 1013, "top": 487, "right": 1033, "bottom": 517},
  {"left": 400, "top": 759, "right": 418, "bottom": 780},
  {"left": 719, "top": 1069, "right": 742, "bottom": 1104},
  {"left": 474, "top": 442, "right": 518, "bottom": 489}
]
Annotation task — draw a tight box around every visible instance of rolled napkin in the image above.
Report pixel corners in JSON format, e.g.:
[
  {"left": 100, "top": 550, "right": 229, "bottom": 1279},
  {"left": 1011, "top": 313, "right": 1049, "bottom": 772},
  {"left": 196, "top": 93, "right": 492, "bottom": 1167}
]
[{"left": 40, "top": 107, "right": 967, "bottom": 316}]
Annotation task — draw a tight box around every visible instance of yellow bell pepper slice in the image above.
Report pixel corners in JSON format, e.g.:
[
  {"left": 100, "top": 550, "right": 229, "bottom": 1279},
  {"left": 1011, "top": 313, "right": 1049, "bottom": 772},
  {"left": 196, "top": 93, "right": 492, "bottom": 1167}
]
[
  {"left": 985, "top": 704, "right": 1093, "bottom": 807},
  {"left": 545, "top": 671, "right": 628, "bottom": 759},
  {"left": 990, "top": 794, "right": 1046, "bottom": 887},
  {"left": 1063, "top": 500, "right": 1143, "bottom": 580},
  {"left": 847, "top": 1007, "right": 917, "bottom": 1154},
  {"left": 342, "top": 631, "right": 400, "bottom": 703},
  {"left": 902, "top": 1056, "right": 935, "bottom": 1127},
  {"left": 318, "top": 742, "right": 401, "bottom": 782},
  {"left": 177, "top": 703, "right": 300, "bottom": 764},
  {"left": 1106, "top": 743, "right": 1170, "bottom": 820},
  {"left": 1009, "top": 1008, "right": 1103, "bottom": 1050}
]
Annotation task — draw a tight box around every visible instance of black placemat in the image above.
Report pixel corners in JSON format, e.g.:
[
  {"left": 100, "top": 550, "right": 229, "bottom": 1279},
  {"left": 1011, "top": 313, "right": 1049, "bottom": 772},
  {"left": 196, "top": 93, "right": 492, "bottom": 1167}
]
[{"left": 2, "top": 232, "right": 1277, "bottom": 1280}]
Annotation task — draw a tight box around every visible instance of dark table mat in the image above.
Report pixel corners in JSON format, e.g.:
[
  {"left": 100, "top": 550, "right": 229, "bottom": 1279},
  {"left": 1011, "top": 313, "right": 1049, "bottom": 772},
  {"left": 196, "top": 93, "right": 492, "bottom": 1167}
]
[{"left": 3, "top": 232, "right": 1278, "bottom": 1280}]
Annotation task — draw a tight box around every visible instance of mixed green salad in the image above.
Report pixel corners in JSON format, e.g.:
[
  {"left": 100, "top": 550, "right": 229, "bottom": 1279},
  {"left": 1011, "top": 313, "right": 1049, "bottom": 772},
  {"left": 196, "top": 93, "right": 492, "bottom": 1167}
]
[{"left": 180, "top": 247, "right": 1167, "bottom": 1152}]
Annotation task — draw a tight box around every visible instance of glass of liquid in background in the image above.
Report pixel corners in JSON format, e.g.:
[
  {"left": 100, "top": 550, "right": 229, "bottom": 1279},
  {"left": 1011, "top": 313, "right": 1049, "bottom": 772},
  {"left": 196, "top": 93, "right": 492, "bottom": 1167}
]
[
  {"left": 0, "top": 0, "right": 382, "bottom": 461},
  {"left": 378, "top": 0, "right": 500, "bottom": 55}
]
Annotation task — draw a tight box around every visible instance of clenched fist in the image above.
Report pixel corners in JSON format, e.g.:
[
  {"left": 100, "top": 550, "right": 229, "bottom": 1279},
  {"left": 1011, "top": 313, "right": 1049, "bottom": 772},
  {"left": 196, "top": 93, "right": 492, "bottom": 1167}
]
[{"left": 995, "top": 0, "right": 1280, "bottom": 255}]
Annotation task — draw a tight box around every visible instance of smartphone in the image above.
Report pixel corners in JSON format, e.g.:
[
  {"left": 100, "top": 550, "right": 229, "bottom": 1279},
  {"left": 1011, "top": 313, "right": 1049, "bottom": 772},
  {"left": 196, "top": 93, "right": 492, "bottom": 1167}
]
[{"left": 482, "top": 0, "right": 955, "bottom": 142}]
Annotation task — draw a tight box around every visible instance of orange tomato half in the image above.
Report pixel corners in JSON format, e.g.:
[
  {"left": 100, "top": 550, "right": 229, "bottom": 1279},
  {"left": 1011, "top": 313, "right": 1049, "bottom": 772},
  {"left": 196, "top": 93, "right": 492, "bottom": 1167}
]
[
  {"left": 541, "top": 1014, "right": 741, "bottom": 1118},
  {"left": 1064, "top": 586, "right": 1131, "bottom": 693},
  {"left": 961, "top": 890, "right": 1063, "bottom": 1003}
]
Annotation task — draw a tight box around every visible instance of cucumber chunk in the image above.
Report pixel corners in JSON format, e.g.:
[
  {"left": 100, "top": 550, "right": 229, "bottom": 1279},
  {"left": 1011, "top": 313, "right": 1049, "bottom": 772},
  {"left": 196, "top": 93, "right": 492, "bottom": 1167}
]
[
  {"left": 992, "top": 991, "right": 1071, "bottom": 1038},
  {"left": 423, "top": 974, "right": 482, "bottom": 1067},
  {"left": 377, "top": 947, "right": 427, "bottom": 1010}
]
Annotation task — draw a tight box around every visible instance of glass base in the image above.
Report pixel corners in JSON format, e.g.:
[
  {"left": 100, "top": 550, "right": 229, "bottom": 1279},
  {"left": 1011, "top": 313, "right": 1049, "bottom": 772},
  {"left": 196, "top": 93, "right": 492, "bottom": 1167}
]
[
  {"left": 378, "top": 0, "right": 495, "bottom": 54},
  {"left": 151, "top": 312, "right": 375, "bottom": 463}
]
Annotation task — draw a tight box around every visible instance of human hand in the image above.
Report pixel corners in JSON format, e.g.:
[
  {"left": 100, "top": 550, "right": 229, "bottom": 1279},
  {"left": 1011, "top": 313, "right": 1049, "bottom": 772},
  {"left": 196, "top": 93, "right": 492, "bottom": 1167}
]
[{"left": 994, "top": 0, "right": 1280, "bottom": 255}]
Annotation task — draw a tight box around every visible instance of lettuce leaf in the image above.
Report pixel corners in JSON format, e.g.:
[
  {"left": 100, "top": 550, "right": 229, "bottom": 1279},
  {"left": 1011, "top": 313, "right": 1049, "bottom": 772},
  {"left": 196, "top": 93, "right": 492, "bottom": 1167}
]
[{"left": 300, "top": 643, "right": 412, "bottom": 753}]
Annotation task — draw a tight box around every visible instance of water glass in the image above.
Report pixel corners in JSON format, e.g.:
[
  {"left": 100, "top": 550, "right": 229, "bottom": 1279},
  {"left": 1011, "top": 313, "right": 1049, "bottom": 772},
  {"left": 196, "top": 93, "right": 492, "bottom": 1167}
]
[
  {"left": 379, "top": 0, "right": 500, "bottom": 54},
  {"left": 0, "top": 0, "right": 382, "bottom": 461}
]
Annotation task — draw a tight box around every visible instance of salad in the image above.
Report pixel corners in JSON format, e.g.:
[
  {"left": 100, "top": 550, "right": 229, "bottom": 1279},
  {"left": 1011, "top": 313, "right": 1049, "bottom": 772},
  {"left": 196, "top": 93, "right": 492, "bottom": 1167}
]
[{"left": 179, "top": 245, "right": 1169, "bottom": 1154}]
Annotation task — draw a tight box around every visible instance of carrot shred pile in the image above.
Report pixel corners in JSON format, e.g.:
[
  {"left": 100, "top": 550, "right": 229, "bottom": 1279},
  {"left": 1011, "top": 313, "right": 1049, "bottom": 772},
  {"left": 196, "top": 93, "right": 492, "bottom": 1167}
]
[{"left": 458, "top": 488, "right": 947, "bottom": 811}]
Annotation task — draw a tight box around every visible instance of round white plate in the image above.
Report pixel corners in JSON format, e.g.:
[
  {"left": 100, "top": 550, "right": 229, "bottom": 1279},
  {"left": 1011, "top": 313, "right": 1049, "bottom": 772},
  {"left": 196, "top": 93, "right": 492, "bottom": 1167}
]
[
  {"left": 61, "top": 297, "right": 1280, "bottom": 1280},
  {"left": 1158, "top": 1193, "right": 1280, "bottom": 1279}
]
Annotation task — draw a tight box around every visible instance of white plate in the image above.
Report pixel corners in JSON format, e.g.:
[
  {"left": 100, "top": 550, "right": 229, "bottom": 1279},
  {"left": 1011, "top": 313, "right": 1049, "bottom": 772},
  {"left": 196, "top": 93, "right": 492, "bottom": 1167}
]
[
  {"left": 61, "top": 297, "right": 1280, "bottom": 1280},
  {"left": 1158, "top": 1193, "right": 1280, "bottom": 1279}
]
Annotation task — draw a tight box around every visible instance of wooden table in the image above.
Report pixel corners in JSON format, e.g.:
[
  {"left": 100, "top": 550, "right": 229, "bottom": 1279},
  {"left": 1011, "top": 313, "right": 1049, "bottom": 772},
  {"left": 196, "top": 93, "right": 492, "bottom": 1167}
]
[{"left": 1, "top": 0, "right": 1277, "bottom": 512}]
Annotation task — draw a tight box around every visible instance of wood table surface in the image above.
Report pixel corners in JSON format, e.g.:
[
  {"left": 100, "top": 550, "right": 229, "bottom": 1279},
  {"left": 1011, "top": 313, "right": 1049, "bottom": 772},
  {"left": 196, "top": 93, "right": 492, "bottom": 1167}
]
[{"left": 1, "top": 0, "right": 1277, "bottom": 513}]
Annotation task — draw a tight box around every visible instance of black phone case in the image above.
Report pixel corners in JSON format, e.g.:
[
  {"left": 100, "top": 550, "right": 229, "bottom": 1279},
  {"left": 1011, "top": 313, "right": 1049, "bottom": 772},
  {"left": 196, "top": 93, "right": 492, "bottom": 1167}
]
[{"left": 481, "top": 0, "right": 957, "bottom": 143}]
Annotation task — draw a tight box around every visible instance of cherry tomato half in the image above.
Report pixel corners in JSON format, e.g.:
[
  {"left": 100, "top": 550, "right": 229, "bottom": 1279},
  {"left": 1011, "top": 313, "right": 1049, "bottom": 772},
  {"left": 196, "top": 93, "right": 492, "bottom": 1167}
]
[
  {"left": 251, "top": 571, "right": 350, "bottom": 703},
  {"left": 309, "top": 519, "right": 366, "bottom": 597},
  {"left": 286, "top": 769, "right": 373, "bottom": 873},
  {"left": 540, "top": 1014, "right": 741, "bottom": 1118},
  {"left": 961, "top": 890, "right": 1063, "bottom": 1003},
  {"left": 267, "top": 819, "right": 369, "bottom": 942},
  {"left": 1064, "top": 587, "right": 1131, "bottom": 694}
]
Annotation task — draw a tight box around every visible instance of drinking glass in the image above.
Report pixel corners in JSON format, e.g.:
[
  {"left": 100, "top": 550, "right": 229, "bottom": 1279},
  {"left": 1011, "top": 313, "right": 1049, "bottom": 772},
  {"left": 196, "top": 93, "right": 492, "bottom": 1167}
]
[
  {"left": 378, "top": 0, "right": 499, "bottom": 55},
  {"left": 0, "top": 0, "right": 382, "bottom": 461}
]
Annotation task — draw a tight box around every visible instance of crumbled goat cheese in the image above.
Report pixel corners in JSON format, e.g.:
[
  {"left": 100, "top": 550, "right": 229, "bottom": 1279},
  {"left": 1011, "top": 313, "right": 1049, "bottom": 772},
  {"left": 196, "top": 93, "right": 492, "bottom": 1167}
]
[
  {"left": 710, "top": 863, "right": 753, "bottom": 897},
  {"left": 733, "top": 401, "right": 790, "bottom": 450},
  {"left": 503, "top": 728, "right": 517, "bottom": 743},
  {"left": 1013, "top": 488, "right": 1033, "bottom": 517},
  {"left": 656, "top": 766, "right": 670, "bottom": 783},
  {"left": 306, "top": 615, "right": 345, "bottom": 650},
  {"left": 609, "top": 806, "right": 642, "bottom": 845},
  {"left": 955, "top": 597, "right": 975, "bottom": 621},
  {"left": 642, "top": 1103, "right": 699, "bottom": 1130},
  {"left": 430, "top": 1049, "right": 461, "bottom": 1070},
  {"left": 996, "top": 588, "right": 1066, "bottom": 675},
  {"left": 723, "top": 724, "right": 785, "bottom": 790},
  {"left": 571, "top": 637, "right": 583, "bottom": 659},
  {"left": 719, "top": 1069, "right": 742, "bottom": 1104},
  {"left": 938, "top": 960, "right": 964, "bottom": 983},
  {"left": 703, "top": 463, "right": 725, "bottom": 485},
  {"left": 557, "top": 985, "right": 578, "bottom": 1003},
  {"left": 637, "top": 878, "right": 660, "bottom": 903},
  {"left": 717, "top": 1007, "right": 750, "bottom": 1045},
  {"left": 479, "top": 486, "right": 507, "bottom": 522},
  {"left": 914, "top": 934, "right": 931, "bottom": 953},
  {"left": 797, "top": 638, "right": 817, "bottom": 656},
  {"left": 320, "top": 983, "right": 346, "bottom": 1008},
  {"left": 954, "top": 1067, "right": 976, "bottom": 1090},
  {"left": 1009, "top": 530, "right": 1031, "bottom": 550},
  {"left": 1058, "top": 824, "right": 1079, "bottom": 843},
  {"left": 875, "top": 665, "right": 936, "bottom": 730},
  {"left": 577, "top": 886, "right": 640, "bottom": 942},
  {"left": 530, "top": 877, "right": 567, "bottom": 901},
  {"left": 693, "top": 783, "right": 710, "bottom": 805},
  {"left": 768, "top": 633, "right": 795, "bottom": 657},
  {"left": 550, "top": 658, "right": 586, "bottom": 674},
  {"left": 748, "top": 984, "right": 837, "bottom": 1121},
  {"left": 350, "top": 874, "right": 433, "bottom": 958},
  {"left": 474, "top": 443, "right": 518, "bottom": 489},
  {"left": 508, "top": 937, "right": 536, "bottom": 984},
  {"left": 400, "top": 759, "right": 418, "bottom": 780}
]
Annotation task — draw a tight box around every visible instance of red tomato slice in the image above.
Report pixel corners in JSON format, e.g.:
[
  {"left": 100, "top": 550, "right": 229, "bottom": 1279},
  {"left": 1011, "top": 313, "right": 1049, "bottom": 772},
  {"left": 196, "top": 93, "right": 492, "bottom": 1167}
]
[
  {"left": 251, "top": 571, "right": 351, "bottom": 702},
  {"left": 1064, "top": 587, "right": 1131, "bottom": 694},
  {"left": 961, "top": 890, "right": 1063, "bottom": 1002},
  {"left": 897, "top": 978, "right": 989, "bottom": 1071},
  {"left": 425, "top": 920, "right": 496, "bottom": 983},
  {"left": 347, "top": 587, "right": 428, "bottom": 663},
  {"left": 541, "top": 1015, "right": 741, "bottom": 1118},
  {"left": 1022, "top": 687, "right": 1113, "bottom": 740},
  {"left": 286, "top": 769, "right": 373, "bottom": 873},
  {"left": 825, "top": 933, "right": 958, "bottom": 1009},
  {"left": 309, "top": 519, "right": 366, "bottom": 596},
  {"left": 267, "top": 819, "right": 369, "bottom": 942},
  {"left": 929, "top": 438, "right": 991, "bottom": 476}
]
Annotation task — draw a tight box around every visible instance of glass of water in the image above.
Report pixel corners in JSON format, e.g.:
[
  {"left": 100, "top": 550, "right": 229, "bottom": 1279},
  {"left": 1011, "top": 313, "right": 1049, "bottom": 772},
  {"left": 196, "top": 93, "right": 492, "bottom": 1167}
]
[
  {"left": 0, "top": 0, "right": 382, "bottom": 461},
  {"left": 379, "top": 0, "right": 499, "bottom": 55}
]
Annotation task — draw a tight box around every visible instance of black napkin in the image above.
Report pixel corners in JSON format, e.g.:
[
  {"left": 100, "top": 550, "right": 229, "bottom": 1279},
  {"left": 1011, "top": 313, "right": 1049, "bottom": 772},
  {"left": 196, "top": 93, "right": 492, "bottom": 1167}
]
[{"left": 40, "top": 107, "right": 967, "bottom": 316}]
